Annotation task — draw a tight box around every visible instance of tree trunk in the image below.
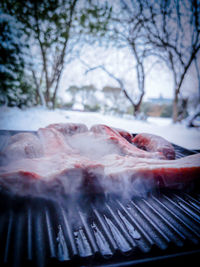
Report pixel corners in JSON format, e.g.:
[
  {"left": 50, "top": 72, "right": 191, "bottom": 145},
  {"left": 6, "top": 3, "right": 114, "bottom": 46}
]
[
  {"left": 33, "top": 1, "right": 49, "bottom": 107},
  {"left": 52, "top": 69, "right": 62, "bottom": 109},
  {"left": 51, "top": 0, "right": 78, "bottom": 109},
  {"left": 41, "top": 49, "right": 50, "bottom": 106},
  {"left": 173, "top": 90, "right": 179, "bottom": 123},
  {"left": 133, "top": 104, "right": 139, "bottom": 117},
  {"left": 31, "top": 69, "right": 46, "bottom": 107},
  {"left": 133, "top": 91, "right": 144, "bottom": 117},
  {"left": 194, "top": 56, "right": 200, "bottom": 102},
  {"left": 130, "top": 44, "right": 145, "bottom": 117},
  {"left": 121, "top": 88, "right": 137, "bottom": 116}
]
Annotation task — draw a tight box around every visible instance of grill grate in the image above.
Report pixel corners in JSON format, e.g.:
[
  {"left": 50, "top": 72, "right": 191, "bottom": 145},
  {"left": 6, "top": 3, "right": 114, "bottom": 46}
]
[
  {"left": 0, "top": 131, "right": 200, "bottom": 266},
  {"left": 0, "top": 189, "right": 200, "bottom": 266}
]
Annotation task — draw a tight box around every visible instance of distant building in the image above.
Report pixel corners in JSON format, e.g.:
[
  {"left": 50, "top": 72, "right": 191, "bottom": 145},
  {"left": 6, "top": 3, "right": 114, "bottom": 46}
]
[
  {"left": 147, "top": 94, "right": 172, "bottom": 104},
  {"left": 102, "top": 86, "right": 121, "bottom": 93}
]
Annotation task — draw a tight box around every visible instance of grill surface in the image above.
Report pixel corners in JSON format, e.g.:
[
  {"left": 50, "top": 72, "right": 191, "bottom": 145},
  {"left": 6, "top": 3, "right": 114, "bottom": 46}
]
[{"left": 0, "top": 131, "right": 200, "bottom": 266}]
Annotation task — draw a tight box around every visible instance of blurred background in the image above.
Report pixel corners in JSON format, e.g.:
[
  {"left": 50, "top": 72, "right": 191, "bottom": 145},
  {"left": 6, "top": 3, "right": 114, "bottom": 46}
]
[{"left": 0, "top": 0, "right": 200, "bottom": 148}]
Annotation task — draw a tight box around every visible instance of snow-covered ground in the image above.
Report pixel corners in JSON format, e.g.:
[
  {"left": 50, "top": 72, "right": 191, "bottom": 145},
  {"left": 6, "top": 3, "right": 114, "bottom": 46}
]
[{"left": 0, "top": 106, "right": 200, "bottom": 150}]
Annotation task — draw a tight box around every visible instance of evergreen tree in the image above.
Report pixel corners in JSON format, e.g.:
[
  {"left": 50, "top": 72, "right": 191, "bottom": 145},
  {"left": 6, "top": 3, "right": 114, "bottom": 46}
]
[{"left": 0, "top": 12, "right": 34, "bottom": 107}]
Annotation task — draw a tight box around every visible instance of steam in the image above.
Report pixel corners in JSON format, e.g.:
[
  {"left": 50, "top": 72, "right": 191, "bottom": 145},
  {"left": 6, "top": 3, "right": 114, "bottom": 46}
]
[
  {"left": 66, "top": 132, "right": 122, "bottom": 160},
  {"left": 95, "top": 170, "right": 156, "bottom": 200}
]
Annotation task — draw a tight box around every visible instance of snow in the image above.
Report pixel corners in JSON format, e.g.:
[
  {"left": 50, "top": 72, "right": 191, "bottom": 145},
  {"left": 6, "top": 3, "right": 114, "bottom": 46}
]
[{"left": 0, "top": 106, "right": 200, "bottom": 150}]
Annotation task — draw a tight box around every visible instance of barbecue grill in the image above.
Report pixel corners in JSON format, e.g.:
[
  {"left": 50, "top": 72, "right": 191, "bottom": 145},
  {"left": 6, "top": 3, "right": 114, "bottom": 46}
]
[{"left": 0, "top": 130, "right": 200, "bottom": 266}]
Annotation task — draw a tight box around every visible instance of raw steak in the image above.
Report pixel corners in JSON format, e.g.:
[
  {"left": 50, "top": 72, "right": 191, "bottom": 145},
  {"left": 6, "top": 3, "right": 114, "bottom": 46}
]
[
  {"left": 91, "top": 125, "right": 165, "bottom": 159},
  {"left": 0, "top": 132, "right": 43, "bottom": 164},
  {"left": 37, "top": 127, "right": 78, "bottom": 156},
  {"left": 0, "top": 149, "right": 199, "bottom": 196},
  {"left": 47, "top": 123, "right": 88, "bottom": 136},
  {"left": 100, "top": 153, "right": 200, "bottom": 191},
  {"left": 132, "top": 133, "right": 176, "bottom": 160},
  {"left": 0, "top": 153, "right": 103, "bottom": 195},
  {"left": 112, "top": 127, "right": 133, "bottom": 143},
  {"left": 0, "top": 123, "right": 199, "bottom": 196}
]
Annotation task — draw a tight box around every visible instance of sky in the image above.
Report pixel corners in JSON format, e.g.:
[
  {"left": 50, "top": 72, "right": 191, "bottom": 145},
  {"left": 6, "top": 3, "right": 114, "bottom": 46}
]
[{"left": 59, "top": 44, "right": 174, "bottom": 102}]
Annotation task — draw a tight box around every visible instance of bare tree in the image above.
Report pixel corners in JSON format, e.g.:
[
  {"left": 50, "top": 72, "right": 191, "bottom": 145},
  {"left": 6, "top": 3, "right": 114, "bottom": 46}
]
[
  {"left": 32, "top": 0, "right": 78, "bottom": 108},
  {"left": 82, "top": 60, "right": 142, "bottom": 116},
  {"left": 105, "top": 0, "right": 153, "bottom": 115},
  {"left": 141, "top": 0, "right": 200, "bottom": 122}
]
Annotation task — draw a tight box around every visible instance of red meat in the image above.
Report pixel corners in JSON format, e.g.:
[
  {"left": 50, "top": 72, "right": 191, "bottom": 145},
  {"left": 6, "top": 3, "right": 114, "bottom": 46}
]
[
  {"left": 0, "top": 123, "right": 199, "bottom": 196},
  {"left": 0, "top": 132, "right": 43, "bottom": 163},
  {"left": 112, "top": 127, "right": 133, "bottom": 143},
  {"left": 91, "top": 125, "right": 165, "bottom": 159},
  {"left": 132, "top": 133, "right": 176, "bottom": 160},
  {"left": 47, "top": 123, "right": 88, "bottom": 136}
]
